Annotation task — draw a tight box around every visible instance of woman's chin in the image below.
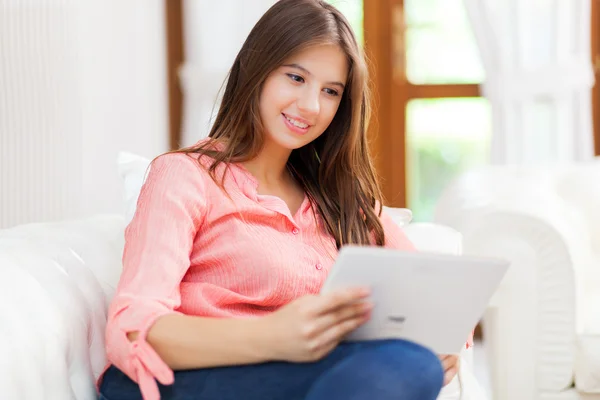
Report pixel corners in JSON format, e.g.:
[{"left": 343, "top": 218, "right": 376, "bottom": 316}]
[{"left": 269, "top": 133, "right": 313, "bottom": 151}]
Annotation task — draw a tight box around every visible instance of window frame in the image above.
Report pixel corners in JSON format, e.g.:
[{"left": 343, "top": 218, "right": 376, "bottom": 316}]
[
  {"left": 364, "top": 0, "right": 481, "bottom": 207},
  {"left": 592, "top": 0, "right": 599, "bottom": 155}
]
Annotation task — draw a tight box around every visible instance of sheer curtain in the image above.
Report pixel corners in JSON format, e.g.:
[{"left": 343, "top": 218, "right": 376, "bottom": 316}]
[{"left": 463, "top": 0, "right": 596, "bottom": 164}]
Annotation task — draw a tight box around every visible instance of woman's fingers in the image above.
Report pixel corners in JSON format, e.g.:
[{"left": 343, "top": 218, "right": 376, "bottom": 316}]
[
  {"left": 444, "top": 366, "right": 459, "bottom": 386},
  {"left": 309, "top": 301, "right": 373, "bottom": 337},
  {"left": 289, "top": 288, "right": 372, "bottom": 361},
  {"left": 310, "top": 287, "right": 370, "bottom": 316},
  {"left": 316, "top": 312, "right": 370, "bottom": 348},
  {"left": 441, "top": 356, "right": 453, "bottom": 370},
  {"left": 439, "top": 355, "right": 460, "bottom": 386},
  {"left": 439, "top": 354, "right": 459, "bottom": 371}
]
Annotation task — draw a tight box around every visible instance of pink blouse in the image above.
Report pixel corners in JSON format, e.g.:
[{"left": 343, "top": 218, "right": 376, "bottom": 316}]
[{"left": 102, "top": 150, "right": 424, "bottom": 400}]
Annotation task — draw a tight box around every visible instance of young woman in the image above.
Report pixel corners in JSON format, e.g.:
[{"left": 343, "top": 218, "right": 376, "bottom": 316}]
[{"left": 98, "top": 1, "right": 463, "bottom": 399}]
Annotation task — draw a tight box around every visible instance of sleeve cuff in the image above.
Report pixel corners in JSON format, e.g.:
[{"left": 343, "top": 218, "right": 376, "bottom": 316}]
[
  {"left": 117, "top": 309, "right": 179, "bottom": 400},
  {"left": 130, "top": 338, "right": 173, "bottom": 400}
]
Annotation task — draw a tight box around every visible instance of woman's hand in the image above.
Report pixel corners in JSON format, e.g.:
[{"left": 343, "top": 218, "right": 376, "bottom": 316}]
[
  {"left": 439, "top": 354, "right": 460, "bottom": 386},
  {"left": 262, "top": 287, "right": 373, "bottom": 363}
]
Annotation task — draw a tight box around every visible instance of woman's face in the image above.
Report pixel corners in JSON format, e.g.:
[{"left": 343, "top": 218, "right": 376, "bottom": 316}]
[{"left": 259, "top": 44, "right": 349, "bottom": 152}]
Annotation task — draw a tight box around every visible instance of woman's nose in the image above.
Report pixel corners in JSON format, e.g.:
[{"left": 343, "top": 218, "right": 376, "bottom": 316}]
[{"left": 297, "top": 89, "right": 320, "bottom": 117}]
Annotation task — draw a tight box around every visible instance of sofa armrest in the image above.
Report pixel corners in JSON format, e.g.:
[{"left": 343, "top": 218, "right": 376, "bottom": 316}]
[
  {"left": 434, "top": 168, "right": 594, "bottom": 400},
  {"left": 0, "top": 215, "right": 125, "bottom": 400}
]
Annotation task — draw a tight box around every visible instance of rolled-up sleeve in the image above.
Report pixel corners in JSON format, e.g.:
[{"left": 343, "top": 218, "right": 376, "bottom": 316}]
[{"left": 104, "top": 153, "right": 206, "bottom": 400}]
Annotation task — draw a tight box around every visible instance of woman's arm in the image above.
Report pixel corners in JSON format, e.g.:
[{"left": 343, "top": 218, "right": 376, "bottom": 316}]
[
  {"left": 105, "top": 153, "right": 211, "bottom": 398},
  {"left": 128, "top": 314, "right": 272, "bottom": 370},
  {"left": 129, "top": 287, "right": 372, "bottom": 370}
]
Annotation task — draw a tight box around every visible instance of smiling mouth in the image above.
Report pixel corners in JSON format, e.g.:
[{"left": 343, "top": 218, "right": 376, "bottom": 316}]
[{"left": 283, "top": 113, "right": 310, "bottom": 129}]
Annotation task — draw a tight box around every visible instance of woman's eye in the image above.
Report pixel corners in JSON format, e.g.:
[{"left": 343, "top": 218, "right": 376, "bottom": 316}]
[
  {"left": 287, "top": 73, "right": 304, "bottom": 83},
  {"left": 324, "top": 88, "right": 339, "bottom": 96}
]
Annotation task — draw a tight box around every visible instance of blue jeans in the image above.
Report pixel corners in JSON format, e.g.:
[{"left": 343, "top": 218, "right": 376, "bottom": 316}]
[{"left": 99, "top": 339, "right": 444, "bottom": 400}]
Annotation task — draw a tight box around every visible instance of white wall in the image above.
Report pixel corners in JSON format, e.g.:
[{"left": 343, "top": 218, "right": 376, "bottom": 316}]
[
  {"left": 179, "top": 0, "right": 277, "bottom": 146},
  {"left": 0, "top": 0, "right": 169, "bottom": 229}
]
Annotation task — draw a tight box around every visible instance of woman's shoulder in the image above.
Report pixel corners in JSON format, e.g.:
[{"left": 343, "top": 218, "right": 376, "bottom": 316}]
[
  {"left": 144, "top": 150, "right": 223, "bottom": 202},
  {"left": 154, "top": 139, "right": 227, "bottom": 169},
  {"left": 150, "top": 152, "right": 210, "bottom": 180},
  {"left": 149, "top": 142, "right": 234, "bottom": 194}
]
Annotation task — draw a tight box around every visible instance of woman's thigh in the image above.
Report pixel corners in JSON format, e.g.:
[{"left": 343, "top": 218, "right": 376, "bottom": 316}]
[
  {"left": 306, "top": 339, "right": 444, "bottom": 400},
  {"left": 99, "top": 339, "right": 443, "bottom": 400},
  {"left": 99, "top": 342, "right": 361, "bottom": 400}
]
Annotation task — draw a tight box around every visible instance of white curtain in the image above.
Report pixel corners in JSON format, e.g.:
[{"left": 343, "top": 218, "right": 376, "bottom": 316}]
[
  {"left": 179, "top": 0, "right": 277, "bottom": 146},
  {"left": 463, "top": 0, "right": 596, "bottom": 165}
]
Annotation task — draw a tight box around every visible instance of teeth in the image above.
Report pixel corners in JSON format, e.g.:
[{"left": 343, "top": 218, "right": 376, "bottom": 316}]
[{"left": 285, "top": 115, "right": 308, "bottom": 129}]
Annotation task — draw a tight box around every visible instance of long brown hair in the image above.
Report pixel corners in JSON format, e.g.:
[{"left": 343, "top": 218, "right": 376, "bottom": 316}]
[{"left": 175, "top": 0, "right": 385, "bottom": 249}]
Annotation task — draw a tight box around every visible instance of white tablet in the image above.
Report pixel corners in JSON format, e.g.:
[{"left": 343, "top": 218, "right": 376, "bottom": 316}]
[{"left": 320, "top": 246, "right": 509, "bottom": 355}]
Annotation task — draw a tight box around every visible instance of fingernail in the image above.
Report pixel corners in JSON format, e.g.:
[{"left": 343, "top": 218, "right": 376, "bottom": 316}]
[{"left": 362, "top": 302, "right": 374, "bottom": 311}]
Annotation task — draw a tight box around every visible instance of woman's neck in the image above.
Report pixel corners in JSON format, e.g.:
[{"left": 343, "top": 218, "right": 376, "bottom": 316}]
[{"left": 242, "top": 140, "right": 292, "bottom": 186}]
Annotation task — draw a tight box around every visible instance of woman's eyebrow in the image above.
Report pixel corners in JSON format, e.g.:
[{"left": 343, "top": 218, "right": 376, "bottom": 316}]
[{"left": 282, "top": 63, "right": 346, "bottom": 89}]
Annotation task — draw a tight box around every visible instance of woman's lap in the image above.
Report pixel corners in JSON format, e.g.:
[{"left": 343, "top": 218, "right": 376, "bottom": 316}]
[{"left": 99, "top": 339, "right": 443, "bottom": 400}]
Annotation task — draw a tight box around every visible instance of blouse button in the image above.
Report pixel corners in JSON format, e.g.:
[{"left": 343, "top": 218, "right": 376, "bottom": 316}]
[
  {"left": 292, "top": 227, "right": 299, "bottom": 235},
  {"left": 315, "top": 263, "right": 323, "bottom": 270}
]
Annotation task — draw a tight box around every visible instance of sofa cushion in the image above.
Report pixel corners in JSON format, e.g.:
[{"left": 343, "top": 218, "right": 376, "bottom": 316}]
[
  {"left": 576, "top": 333, "right": 600, "bottom": 393},
  {"left": 0, "top": 215, "right": 125, "bottom": 400}
]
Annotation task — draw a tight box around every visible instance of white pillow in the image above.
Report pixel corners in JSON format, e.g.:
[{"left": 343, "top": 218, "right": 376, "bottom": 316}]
[
  {"left": 382, "top": 206, "right": 413, "bottom": 227},
  {"left": 117, "top": 152, "right": 151, "bottom": 224}
]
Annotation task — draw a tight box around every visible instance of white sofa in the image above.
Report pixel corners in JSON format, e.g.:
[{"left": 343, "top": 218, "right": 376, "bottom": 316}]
[
  {"left": 0, "top": 209, "right": 486, "bottom": 400},
  {"left": 435, "top": 161, "right": 600, "bottom": 400}
]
